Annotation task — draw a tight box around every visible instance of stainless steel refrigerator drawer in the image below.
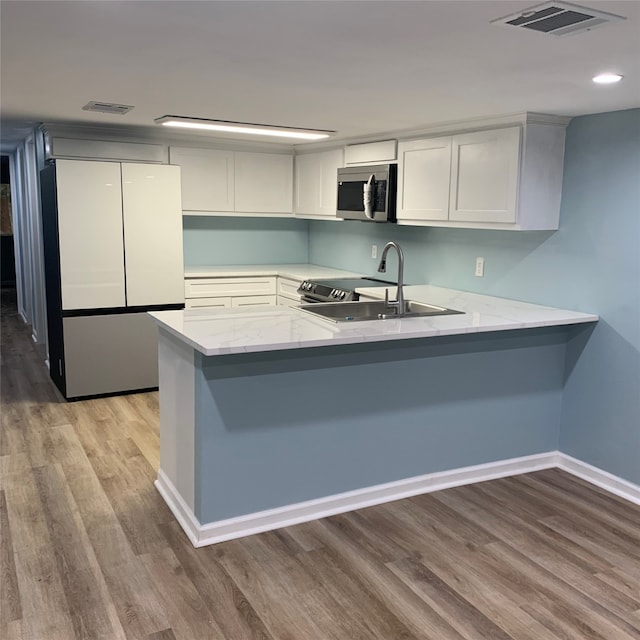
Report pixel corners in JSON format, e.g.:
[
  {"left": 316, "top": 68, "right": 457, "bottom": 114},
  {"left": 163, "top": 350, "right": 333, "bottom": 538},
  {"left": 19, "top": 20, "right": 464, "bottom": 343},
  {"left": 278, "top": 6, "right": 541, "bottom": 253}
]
[{"left": 62, "top": 312, "right": 158, "bottom": 398}]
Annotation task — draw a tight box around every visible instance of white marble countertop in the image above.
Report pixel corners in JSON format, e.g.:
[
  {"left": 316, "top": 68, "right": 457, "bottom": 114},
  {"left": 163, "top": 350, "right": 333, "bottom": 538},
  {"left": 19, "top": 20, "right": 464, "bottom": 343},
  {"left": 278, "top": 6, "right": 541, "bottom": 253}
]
[
  {"left": 150, "top": 284, "right": 598, "bottom": 357},
  {"left": 184, "top": 264, "right": 363, "bottom": 280}
]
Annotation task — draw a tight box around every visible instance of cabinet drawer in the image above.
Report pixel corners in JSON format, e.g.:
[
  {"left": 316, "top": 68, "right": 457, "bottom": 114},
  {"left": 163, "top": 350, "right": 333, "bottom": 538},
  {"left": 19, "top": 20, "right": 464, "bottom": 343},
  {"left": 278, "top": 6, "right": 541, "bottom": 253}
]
[
  {"left": 231, "top": 295, "right": 276, "bottom": 308},
  {"left": 277, "top": 276, "right": 302, "bottom": 301},
  {"left": 277, "top": 297, "right": 301, "bottom": 308},
  {"left": 185, "top": 276, "right": 276, "bottom": 298},
  {"left": 185, "top": 297, "right": 232, "bottom": 309}
]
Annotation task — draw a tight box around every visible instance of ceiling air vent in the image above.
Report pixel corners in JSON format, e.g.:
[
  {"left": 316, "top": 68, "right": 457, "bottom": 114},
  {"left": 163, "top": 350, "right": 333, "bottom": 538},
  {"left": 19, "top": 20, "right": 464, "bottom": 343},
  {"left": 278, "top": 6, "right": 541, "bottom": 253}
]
[
  {"left": 491, "top": 1, "right": 626, "bottom": 36},
  {"left": 82, "top": 101, "right": 134, "bottom": 115}
]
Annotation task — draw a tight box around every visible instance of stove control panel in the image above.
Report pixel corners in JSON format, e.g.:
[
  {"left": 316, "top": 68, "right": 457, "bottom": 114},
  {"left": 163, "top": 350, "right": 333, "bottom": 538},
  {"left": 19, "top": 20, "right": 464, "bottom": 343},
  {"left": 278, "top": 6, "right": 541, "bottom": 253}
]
[{"left": 298, "top": 281, "right": 356, "bottom": 302}]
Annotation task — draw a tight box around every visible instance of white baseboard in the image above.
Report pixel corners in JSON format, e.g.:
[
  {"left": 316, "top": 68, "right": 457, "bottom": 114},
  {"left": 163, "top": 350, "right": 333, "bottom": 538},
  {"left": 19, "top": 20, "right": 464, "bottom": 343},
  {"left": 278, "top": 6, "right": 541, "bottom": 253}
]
[
  {"left": 557, "top": 453, "right": 640, "bottom": 506},
  {"left": 156, "top": 452, "right": 558, "bottom": 548},
  {"left": 155, "top": 470, "right": 201, "bottom": 547},
  {"left": 156, "top": 452, "right": 640, "bottom": 548}
]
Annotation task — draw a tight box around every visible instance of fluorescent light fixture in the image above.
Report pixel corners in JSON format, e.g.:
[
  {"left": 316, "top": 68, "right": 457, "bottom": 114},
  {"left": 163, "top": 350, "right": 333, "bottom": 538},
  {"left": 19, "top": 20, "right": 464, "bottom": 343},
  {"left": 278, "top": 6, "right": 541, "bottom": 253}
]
[
  {"left": 154, "top": 116, "right": 334, "bottom": 140},
  {"left": 592, "top": 72, "right": 623, "bottom": 84}
]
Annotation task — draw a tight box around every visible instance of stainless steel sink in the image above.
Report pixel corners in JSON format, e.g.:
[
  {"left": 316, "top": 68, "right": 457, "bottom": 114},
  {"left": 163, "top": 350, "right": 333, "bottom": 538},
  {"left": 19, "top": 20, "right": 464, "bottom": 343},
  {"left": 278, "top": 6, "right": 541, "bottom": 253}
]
[{"left": 298, "top": 299, "right": 463, "bottom": 322}]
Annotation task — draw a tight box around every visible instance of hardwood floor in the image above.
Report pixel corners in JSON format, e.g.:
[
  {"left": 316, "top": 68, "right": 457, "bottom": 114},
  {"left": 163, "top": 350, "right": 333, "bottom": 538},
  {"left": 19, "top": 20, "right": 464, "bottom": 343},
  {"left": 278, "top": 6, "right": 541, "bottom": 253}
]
[{"left": 2, "top": 286, "right": 639, "bottom": 640}]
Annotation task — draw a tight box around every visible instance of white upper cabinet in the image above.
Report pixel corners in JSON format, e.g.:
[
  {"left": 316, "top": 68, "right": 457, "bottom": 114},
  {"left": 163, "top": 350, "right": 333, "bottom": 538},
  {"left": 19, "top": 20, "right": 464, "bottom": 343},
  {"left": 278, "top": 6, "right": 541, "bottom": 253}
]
[
  {"left": 168, "top": 147, "right": 234, "bottom": 212},
  {"left": 294, "top": 148, "right": 344, "bottom": 219},
  {"left": 294, "top": 153, "right": 320, "bottom": 215},
  {"left": 234, "top": 152, "right": 293, "bottom": 214},
  {"left": 449, "top": 127, "right": 520, "bottom": 224},
  {"left": 121, "top": 164, "right": 184, "bottom": 307},
  {"left": 344, "top": 140, "right": 397, "bottom": 165},
  {"left": 396, "top": 118, "right": 567, "bottom": 230},
  {"left": 397, "top": 137, "right": 451, "bottom": 222},
  {"left": 170, "top": 146, "right": 293, "bottom": 216},
  {"left": 55, "top": 160, "right": 126, "bottom": 310}
]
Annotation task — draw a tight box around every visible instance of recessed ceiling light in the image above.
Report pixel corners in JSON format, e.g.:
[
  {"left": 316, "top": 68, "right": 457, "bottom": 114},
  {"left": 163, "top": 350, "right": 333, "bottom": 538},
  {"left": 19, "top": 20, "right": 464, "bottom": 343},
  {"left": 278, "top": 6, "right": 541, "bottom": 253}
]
[
  {"left": 592, "top": 73, "right": 623, "bottom": 84},
  {"left": 154, "top": 116, "right": 334, "bottom": 141}
]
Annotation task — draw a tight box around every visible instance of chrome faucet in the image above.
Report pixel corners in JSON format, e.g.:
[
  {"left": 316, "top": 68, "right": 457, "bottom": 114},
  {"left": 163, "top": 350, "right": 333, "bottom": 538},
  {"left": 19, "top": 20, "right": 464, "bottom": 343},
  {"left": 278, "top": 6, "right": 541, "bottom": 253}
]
[{"left": 377, "top": 241, "right": 405, "bottom": 315}]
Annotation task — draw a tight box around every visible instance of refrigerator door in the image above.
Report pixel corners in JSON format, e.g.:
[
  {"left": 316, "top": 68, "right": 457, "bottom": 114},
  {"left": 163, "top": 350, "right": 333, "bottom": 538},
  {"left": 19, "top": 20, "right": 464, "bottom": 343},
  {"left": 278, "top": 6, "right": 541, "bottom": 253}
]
[
  {"left": 121, "top": 163, "right": 184, "bottom": 307},
  {"left": 56, "top": 160, "right": 126, "bottom": 310},
  {"left": 62, "top": 312, "right": 159, "bottom": 398}
]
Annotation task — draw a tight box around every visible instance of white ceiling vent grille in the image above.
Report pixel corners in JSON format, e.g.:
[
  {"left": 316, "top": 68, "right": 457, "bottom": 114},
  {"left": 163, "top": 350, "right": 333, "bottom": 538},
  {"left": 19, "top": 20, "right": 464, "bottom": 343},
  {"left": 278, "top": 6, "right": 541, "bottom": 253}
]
[
  {"left": 82, "top": 101, "right": 134, "bottom": 115},
  {"left": 491, "top": 2, "right": 626, "bottom": 37}
]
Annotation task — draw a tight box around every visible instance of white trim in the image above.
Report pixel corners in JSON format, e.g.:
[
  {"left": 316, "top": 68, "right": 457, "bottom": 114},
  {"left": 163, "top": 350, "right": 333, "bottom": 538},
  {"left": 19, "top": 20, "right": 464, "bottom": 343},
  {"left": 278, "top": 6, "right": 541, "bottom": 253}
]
[
  {"left": 154, "top": 470, "right": 201, "bottom": 547},
  {"left": 156, "top": 452, "right": 558, "bottom": 547},
  {"left": 557, "top": 453, "right": 640, "bottom": 506},
  {"left": 156, "top": 452, "right": 640, "bottom": 548}
]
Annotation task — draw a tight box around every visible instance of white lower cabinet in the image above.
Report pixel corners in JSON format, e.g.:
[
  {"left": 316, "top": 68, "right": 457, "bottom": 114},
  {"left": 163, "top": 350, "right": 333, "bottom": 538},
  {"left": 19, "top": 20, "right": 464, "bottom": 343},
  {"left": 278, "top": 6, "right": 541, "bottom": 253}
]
[
  {"left": 277, "top": 276, "right": 303, "bottom": 307},
  {"left": 184, "top": 276, "right": 277, "bottom": 309},
  {"left": 185, "top": 297, "right": 231, "bottom": 310},
  {"left": 184, "top": 274, "right": 303, "bottom": 309},
  {"left": 397, "top": 120, "right": 567, "bottom": 230},
  {"left": 232, "top": 295, "right": 277, "bottom": 308}
]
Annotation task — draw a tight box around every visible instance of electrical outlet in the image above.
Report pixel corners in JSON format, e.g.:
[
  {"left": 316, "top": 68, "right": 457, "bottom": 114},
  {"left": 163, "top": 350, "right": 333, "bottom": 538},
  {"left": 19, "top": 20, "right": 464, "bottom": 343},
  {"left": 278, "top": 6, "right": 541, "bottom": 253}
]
[
  {"left": 371, "top": 244, "right": 377, "bottom": 259},
  {"left": 475, "top": 257, "right": 485, "bottom": 277}
]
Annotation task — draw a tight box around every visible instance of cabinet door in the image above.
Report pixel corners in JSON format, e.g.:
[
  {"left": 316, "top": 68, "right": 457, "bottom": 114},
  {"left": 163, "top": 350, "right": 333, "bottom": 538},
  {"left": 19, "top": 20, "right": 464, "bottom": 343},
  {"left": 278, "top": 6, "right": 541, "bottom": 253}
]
[
  {"left": 318, "top": 148, "right": 344, "bottom": 216},
  {"left": 449, "top": 127, "right": 520, "bottom": 224},
  {"left": 397, "top": 138, "right": 451, "bottom": 221},
  {"left": 295, "top": 149, "right": 343, "bottom": 218},
  {"left": 184, "top": 276, "right": 276, "bottom": 298},
  {"left": 121, "top": 164, "right": 184, "bottom": 307},
  {"left": 234, "top": 152, "right": 293, "bottom": 214},
  {"left": 55, "top": 160, "right": 126, "bottom": 310},
  {"left": 294, "top": 153, "right": 321, "bottom": 215},
  {"left": 277, "top": 276, "right": 302, "bottom": 303},
  {"left": 169, "top": 147, "right": 234, "bottom": 212}
]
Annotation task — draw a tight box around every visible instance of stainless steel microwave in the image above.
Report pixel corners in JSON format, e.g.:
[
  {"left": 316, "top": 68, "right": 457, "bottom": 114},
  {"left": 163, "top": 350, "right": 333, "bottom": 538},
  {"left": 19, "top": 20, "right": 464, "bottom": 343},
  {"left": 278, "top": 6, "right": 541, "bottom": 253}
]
[{"left": 337, "top": 164, "right": 397, "bottom": 222}]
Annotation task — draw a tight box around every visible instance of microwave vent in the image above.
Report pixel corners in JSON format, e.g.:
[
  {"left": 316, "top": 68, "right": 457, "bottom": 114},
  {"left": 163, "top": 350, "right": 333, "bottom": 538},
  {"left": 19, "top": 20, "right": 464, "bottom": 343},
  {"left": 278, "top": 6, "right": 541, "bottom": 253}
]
[
  {"left": 491, "top": 2, "right": 626, "bottom": 36},
  {"left": 82, "top": 101, "right": 135, "bottom": 115}
]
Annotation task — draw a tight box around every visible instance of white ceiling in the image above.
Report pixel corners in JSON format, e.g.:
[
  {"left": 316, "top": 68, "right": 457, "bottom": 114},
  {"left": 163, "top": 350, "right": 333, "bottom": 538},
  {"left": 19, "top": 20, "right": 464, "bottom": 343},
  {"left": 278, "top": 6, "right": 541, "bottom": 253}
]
[{"left": 1, "top": 0, "right": 639, "bottom": 149}]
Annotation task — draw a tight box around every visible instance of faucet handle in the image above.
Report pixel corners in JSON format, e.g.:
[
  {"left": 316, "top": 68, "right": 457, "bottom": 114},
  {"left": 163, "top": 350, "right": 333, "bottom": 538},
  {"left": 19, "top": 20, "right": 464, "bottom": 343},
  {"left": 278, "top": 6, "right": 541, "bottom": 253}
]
[{"left": 384, "top": 288, "right": 389, "bottom": 306}]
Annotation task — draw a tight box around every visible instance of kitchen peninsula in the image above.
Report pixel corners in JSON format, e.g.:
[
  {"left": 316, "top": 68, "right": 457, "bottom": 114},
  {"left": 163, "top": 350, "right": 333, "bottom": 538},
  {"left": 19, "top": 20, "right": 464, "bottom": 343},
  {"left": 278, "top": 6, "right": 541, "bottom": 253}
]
[{"left": 149, "top": 285, "right": 597, "bottom": 547}]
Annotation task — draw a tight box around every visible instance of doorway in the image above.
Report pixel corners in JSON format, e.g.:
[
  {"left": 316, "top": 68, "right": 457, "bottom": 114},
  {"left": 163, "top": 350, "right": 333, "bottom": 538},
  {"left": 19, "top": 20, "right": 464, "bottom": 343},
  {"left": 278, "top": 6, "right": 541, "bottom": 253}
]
[{"left": 1, "top": 155, "right": 16, "bottom": 287}]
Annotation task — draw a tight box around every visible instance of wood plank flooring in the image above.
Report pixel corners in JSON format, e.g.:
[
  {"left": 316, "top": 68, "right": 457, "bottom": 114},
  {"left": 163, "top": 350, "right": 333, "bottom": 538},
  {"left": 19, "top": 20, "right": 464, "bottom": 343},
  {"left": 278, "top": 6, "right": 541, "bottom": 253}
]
[{"left": 2, "top": 286, "right": 639, "bottom": 640}]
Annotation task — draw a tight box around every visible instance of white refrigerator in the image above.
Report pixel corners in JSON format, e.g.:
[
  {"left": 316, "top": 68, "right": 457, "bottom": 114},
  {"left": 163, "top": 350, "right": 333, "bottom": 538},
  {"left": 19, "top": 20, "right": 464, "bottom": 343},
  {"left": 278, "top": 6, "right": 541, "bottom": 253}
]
[{"left": 41, "top": 159, "right": 184, "bottom": 400}]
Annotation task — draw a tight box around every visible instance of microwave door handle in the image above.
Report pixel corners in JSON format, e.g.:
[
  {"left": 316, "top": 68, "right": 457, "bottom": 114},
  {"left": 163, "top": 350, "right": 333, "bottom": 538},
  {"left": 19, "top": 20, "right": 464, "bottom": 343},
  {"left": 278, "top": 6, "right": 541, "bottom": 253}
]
[{"left": 363, "top": 175, "right": 376, "bottom": 219}]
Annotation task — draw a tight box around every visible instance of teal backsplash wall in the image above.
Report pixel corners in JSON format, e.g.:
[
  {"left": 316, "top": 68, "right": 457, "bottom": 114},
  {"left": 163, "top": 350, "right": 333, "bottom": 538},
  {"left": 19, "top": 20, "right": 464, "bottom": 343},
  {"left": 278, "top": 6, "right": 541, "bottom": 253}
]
[
  {"left": 308, "top": 220, "right": 563, "bottom": 300},
  {"left": 183, "top": 216, "right": 309, "bottom": 266}
]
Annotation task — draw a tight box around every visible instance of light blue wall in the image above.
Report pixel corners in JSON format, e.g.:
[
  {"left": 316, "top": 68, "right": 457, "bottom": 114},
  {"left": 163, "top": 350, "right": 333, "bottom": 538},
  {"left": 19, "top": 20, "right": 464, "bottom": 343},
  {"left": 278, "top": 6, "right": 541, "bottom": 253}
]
[
  {"left": 555, "top": 112, "right": 640, "bottom": 483},
  {"left": 194, "top": 330, "right": 567, "bottom": 521},
  {"left": 310, "top": 109, "right": 640, "bottom": 484},
  {"left": 183, "top": 216, "right": 309, "bottom": 266}
]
